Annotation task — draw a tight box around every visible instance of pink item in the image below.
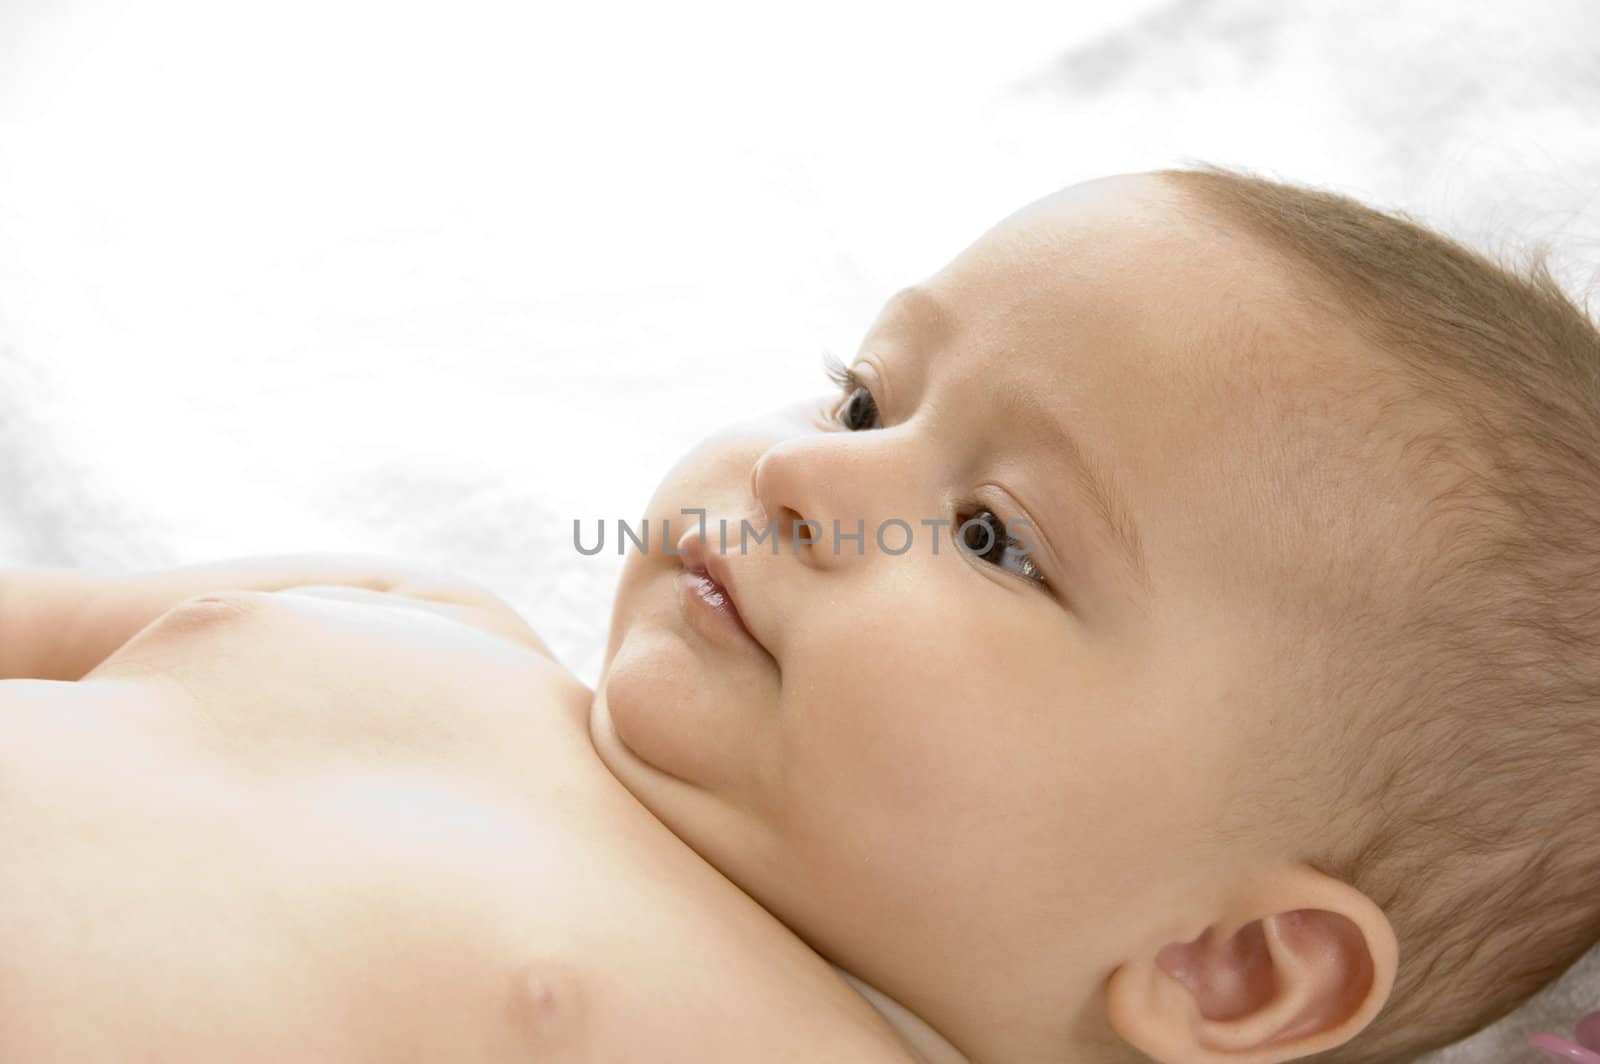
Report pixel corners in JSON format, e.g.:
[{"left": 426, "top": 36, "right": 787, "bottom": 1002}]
[{"left": 1530, "top": 1010, "right": 1600, "bottom": 1061}]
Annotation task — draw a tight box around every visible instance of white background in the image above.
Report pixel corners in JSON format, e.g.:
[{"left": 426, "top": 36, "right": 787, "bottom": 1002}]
[
  {"left": 4, "top": 0, "right": 1598, "bottom": 685},
  {"left": 2, "top": 1, "right": 1599, "bottom": 1057}
]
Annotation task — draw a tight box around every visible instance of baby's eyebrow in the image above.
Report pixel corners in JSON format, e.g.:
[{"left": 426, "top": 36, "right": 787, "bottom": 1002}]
[
  {"left": 871, "top": 285, "right": 954, "bottom": 350},
  {"left": 1032, "top": 398, "right": 1151, "bottom": 596}
]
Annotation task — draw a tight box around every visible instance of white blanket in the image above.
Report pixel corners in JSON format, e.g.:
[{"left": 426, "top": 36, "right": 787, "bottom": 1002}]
[{"left": 2, "top": 0, "right": 1597, "bottom": 1057}]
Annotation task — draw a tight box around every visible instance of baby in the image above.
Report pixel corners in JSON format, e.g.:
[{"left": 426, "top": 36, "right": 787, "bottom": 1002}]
[{"left": 3, "top": 166, "right": 1598, "bottom": 1063}]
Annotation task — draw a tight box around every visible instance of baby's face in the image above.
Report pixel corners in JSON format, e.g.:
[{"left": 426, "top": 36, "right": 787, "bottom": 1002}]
[{"left": 591, "top": 174, "right": 1389, "bottom": 1052}]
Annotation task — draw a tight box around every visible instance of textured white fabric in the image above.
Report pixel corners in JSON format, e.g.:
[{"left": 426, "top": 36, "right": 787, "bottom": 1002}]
[
  {"left": 2, "top": 1, "right": 1597, "bottom": 1057},
  {"left": 1420, "top": 942, "right": 1600, "bottom": 1061}
]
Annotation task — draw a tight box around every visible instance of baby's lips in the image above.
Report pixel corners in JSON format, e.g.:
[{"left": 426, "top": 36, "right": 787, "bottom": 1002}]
[{"left": 1530, "top": 1032, "right": 1600, "bottom": 1062}]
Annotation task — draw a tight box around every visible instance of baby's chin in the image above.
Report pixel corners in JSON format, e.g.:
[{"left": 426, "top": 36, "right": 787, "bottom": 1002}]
[
  {"left": 587, "top": 632, "right": 794, "bottom": 891},
  {"left": 589, "top": 605, "right": 774, "bottom": 800},
  {"left": 588, "top": 628, "right": 698, "bottom": 787}
]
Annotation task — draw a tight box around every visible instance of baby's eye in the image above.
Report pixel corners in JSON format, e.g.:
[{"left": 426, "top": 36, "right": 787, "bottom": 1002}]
[
  {"left": 821, "top": 351, "right": 881, "bottom": 432},
  {"left": 958, "top": 509, "right": 1048, "bottom": 590},
  {"left": 833, "top": 385, "right": 880, "bottom": 432}
]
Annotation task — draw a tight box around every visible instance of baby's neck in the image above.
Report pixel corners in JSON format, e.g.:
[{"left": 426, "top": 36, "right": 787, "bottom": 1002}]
[{"left": 830, "top": 964, "right": 972, "bottom": 1064}]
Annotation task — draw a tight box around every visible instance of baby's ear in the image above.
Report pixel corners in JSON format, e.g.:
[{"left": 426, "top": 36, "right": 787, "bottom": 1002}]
[{"left": 1103, "top": 863, "right": 1399, "bottom": 1063}]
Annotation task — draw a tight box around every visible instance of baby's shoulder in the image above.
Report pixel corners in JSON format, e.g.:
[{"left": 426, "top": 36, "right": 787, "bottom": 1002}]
[{"left": 81, "top": 583, "right": 593, "bottom": 743}]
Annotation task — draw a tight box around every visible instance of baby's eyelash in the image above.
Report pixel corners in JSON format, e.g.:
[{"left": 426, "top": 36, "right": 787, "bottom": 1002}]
[
  {"left": 819, "top": 349, "right": 881, "bottom": 432},
  {"left": 821, "top": 348, "right": 860, "bottom": 392}
]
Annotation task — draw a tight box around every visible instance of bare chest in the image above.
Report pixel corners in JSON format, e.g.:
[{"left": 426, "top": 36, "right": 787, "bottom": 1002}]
[{"left": 0, "top": 592, "right": 913, "bottom": 1062}]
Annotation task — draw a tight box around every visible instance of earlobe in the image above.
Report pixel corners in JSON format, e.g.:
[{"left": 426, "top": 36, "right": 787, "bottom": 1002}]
[{"left": 1103, "top": 863, "right": 1400, "bottom": 1063}]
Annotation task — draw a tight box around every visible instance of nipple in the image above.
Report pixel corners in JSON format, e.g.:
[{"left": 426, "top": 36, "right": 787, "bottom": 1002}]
[{"left": 509, "top": 959, "right": 587, "bottom": 1050}]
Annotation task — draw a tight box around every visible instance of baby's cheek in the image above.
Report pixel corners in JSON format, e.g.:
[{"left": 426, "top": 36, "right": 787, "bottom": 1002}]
[
  {"left": 798, "top": 645, "right": 989, "bottom": 812},
  {"left": 645, "top": 405, "right": 820, "bottom": 517}
]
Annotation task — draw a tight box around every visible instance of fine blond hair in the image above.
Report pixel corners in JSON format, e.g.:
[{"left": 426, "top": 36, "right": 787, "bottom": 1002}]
[{"left": 1160, "top": 163, "right": 1600, "bottom": 1062}]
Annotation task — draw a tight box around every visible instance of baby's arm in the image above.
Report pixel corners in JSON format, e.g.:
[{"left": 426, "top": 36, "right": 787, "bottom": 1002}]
[{"left": 0, "top": 554, "right": 553, "bottom": 681}]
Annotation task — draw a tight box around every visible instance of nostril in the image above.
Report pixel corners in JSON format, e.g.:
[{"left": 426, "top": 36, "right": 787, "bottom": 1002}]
[
  {"left": 774, "top": 505, "right": 807, "bottom": 543},
  {"left": 766, "top": 505, "right": 825, "bottom": 555}
]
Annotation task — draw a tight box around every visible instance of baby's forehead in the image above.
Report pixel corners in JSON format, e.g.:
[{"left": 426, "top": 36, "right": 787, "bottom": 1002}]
[
  {"left": 929, "top": 176, "right": 1318, "bottom": 360},
  {"left": 923, "top": 189, "right": 1338, "bottom": 418}
]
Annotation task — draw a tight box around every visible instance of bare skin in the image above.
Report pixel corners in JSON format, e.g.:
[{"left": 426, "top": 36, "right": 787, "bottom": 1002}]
[
  {"left": 591, "top": 173, "right": 1409, "bottom": 1063},
  {"left": 0, "top": 563, "right": 921, "bottom": 1062},
  {"left": 2, "top": 172, "right": 1421, "bottom": 1063}
]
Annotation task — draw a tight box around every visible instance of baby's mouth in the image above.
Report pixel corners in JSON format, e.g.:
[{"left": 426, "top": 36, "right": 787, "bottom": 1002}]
[
  {"left": 675, "top": 527, "right": 763, "bottom": 650},
  {"left": 685, "top": 569, "right": 750, "bottom": 632}
]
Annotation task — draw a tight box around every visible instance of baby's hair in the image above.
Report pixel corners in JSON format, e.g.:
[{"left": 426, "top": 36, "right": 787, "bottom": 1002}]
[{"left": 1158, "top": 164, "right": 1600, "bottom": 1063}]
